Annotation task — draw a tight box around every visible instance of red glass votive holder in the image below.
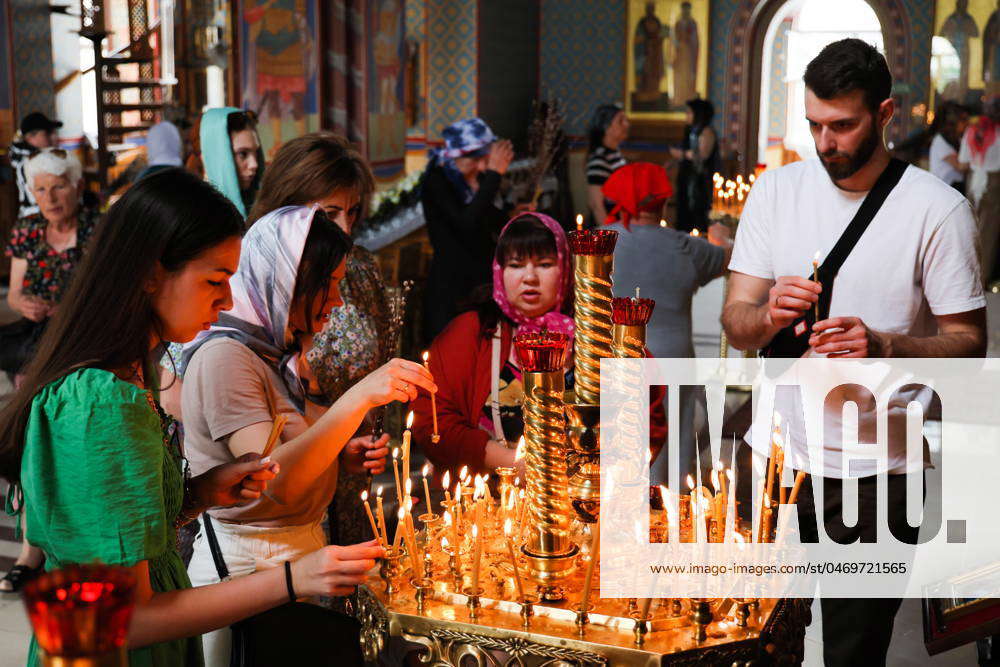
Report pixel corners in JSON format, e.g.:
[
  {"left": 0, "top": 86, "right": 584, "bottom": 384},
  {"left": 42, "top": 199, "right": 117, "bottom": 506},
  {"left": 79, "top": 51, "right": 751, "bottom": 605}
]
[
  {"left": 514, "top": 331, "right": 570, "bottom": 373},
  {"left": 23, "top": 564, "right": 137, "bottom": 658}
]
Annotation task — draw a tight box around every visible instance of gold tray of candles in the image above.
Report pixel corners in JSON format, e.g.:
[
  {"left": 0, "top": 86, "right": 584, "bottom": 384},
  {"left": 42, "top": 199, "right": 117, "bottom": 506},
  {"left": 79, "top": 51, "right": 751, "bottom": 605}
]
[{"left": 355, "top": 555, "right": 809, "bottom": 666}]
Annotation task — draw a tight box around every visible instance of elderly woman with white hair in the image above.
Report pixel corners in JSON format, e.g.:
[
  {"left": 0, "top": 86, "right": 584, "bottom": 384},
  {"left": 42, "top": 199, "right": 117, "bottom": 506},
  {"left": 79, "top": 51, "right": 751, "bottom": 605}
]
[
  {"left": 0, "top": 148, "right": 98, "bottom": 594},
  {"left": 1, "top": 148, "right": 98, "bottom": 384}
]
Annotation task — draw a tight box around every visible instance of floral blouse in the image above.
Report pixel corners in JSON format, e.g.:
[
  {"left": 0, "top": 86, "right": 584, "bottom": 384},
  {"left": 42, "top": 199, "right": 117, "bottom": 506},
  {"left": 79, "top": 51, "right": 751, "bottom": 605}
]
[
  {"left": 307, "top": 246, "right": 389, "bottom": 401},
  {"left": 4, "top": 208, "right": 99, "bottom": 302}
]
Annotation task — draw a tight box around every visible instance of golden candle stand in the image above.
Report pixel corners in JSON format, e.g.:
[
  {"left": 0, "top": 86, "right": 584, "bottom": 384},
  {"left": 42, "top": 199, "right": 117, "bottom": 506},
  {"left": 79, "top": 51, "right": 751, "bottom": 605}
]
[{"left": 355, "top": 571, "right": 811, "bottom": 666}]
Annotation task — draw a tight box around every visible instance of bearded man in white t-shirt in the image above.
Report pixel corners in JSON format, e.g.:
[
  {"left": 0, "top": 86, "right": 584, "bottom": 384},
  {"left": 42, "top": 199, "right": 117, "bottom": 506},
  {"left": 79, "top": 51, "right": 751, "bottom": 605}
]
[{"left": 721, "top": 39, "right": 987, "bottom": 666}]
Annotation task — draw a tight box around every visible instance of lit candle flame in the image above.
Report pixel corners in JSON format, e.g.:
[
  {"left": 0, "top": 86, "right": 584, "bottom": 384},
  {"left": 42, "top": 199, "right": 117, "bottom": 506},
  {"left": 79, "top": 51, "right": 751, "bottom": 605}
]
[
  {"left": 812, "top": 250, "right": 821, "bottom": 267},
  {"left": 686, "top": 474, "right": 695, "bottom": 490},
  {"left": 659, "top": 219, "right": 668, "bottom": 228},
  {"left": 392, "top": 447, "right": 399, "bottom": 460},
  {"left": 404, "top": 478, "right": 412, "bottom": 494},
  {"left": 442, "top": 470, "right": 451, "bottom": 489},
  {"left": 442, "top": 535, "right": 450, "bottom": 548},
  {"left": 504, "top": 518, "right": 512, "bottom": 536},
  {"left": 397, "top": 507, "right": 405, "bottom": 520},
  {"left": 406, "top": 411, "right": 414, "bottom": 429},
  {"left": 459, "top": 465, "right": 469, "bottom": 481},
  {"left": 691, "top": 228, "right": 700, "bottom": 237},
  {"left": 376, "top": 485, "right": 383, "bottom": 497},
  {"left": 576, "top": 213, "right": 583, "bottom": 231},
  {"left": 422, "top": 463, "right": 429, "bottom": 478},
  {"left": 443, "top": 510, "right": 452, "bottom": 526},
  {"left": 422, "top": 350, "right": 429, "bottom": 363},
  {"left": 514, "top": 436, "right": 525, "bottom": 462},
  {"left": 361, "top": 490, "right": 368, "bottom": 501}
]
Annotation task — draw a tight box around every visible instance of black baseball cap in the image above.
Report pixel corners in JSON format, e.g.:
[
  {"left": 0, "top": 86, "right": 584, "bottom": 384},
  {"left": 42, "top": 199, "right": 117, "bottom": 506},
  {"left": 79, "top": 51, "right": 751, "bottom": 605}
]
[{"left": 20, "top": 112, "right": 62, "bottom": 135}]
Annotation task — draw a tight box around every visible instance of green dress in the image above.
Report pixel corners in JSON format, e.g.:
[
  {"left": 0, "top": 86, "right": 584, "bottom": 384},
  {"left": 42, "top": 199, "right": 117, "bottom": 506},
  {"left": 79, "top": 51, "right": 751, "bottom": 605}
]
[{"left": 20, "top": 368, "right": 203, "bottom": 666}]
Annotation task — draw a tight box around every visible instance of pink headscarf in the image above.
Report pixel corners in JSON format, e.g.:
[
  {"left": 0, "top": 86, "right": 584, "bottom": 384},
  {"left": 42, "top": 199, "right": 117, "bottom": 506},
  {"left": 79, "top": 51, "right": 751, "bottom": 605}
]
[{"left": 491, "top": 213, "right": 575, "bottom": 338}]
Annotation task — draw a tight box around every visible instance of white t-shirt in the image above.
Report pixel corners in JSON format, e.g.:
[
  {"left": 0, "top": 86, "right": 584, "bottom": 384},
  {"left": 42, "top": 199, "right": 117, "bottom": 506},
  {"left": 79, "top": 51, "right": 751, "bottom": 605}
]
[
  {"left": 929, "top": 133, "right": 963, "bottom": 187},
  {"left": 730, "top": 158, "right": 985, "bottom": 477}
]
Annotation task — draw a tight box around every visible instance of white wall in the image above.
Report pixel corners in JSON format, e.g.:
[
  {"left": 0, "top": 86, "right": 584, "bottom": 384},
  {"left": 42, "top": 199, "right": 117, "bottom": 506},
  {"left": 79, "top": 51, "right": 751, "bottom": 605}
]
[{"left": 49, "top": 11, "right": 85, "bottom": 147}]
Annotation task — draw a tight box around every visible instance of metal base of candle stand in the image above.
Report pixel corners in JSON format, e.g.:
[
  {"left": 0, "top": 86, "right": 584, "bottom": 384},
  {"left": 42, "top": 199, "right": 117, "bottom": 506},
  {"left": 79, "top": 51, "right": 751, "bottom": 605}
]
[
  {"left": 564, "top": 402, "right": 601, "bottom": 525},
  {"left": 521, "top": 543, "right": 579, "bottom": 602},
  {"left": 355, "top": 578, "right": 811, "bottom": 666}
]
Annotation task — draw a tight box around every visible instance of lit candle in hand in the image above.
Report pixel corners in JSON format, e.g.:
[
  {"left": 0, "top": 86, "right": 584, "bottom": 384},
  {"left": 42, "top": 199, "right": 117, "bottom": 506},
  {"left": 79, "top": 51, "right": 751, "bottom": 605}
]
[
  {"left": 812, "top": 251, "right": 821, "bottom": 322},
  {"left": 402, "top": 411, "right": 414, "bottom": 486},
  {"left": 375, "top": 485, "right": 387, "bottom": 546},
  {"left": 361, "top": 490, "right": 383, "bottom": 548},
  {"left": 391, "top": 448, "right": 403, "bottom": 509},
  {"left": 422, "top": 352, "right": 440, "bottom": 443}
]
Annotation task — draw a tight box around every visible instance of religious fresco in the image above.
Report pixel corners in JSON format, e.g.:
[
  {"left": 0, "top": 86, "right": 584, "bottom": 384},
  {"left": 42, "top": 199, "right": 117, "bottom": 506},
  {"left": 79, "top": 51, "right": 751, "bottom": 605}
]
[
  {"left": 933, "top": 0, "right": 1000, "bottom": 104},
  {"left": 237, "top": 0, "right": 320, "bottom": 157},
  {"left": 367, "top": 0, "right": 407, "bottom": 169},
  {"left": 626, "top": 0, "right": 710, "bottom": 119}
]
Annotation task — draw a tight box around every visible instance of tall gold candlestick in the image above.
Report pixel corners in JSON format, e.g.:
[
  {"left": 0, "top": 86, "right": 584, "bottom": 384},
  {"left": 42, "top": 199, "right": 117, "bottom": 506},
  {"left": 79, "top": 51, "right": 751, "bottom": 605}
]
[{"left": 567, "top": 229, "right": 618, "bottom": 404}]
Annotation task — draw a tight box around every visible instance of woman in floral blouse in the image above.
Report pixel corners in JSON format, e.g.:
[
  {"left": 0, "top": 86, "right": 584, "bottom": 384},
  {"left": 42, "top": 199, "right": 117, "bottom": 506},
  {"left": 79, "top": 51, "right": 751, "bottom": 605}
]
[
  {"left": 0, "top": 148, "right": 99, "bottom": 593},
  {"left": 247, "top": 132, "right": 389, "bottom": 548},
  {"left": 1, "top": 149, "right": 98, "bottom": 385}
]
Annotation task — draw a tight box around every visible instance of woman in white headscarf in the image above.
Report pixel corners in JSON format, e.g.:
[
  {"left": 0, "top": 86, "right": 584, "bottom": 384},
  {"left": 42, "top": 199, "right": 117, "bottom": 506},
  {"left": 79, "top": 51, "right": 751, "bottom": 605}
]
[{"left": 180, "top": 205, "right": 435, "bottom": 666}]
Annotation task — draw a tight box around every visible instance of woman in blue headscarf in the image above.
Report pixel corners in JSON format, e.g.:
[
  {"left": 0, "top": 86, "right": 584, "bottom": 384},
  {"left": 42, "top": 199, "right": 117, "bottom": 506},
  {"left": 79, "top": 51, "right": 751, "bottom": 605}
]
[
  {"left": 199, "top": 107, "right": 264, "bottom": 218},
  {"left": 421, "top": 118, "right": 514, "bottom": 342}
]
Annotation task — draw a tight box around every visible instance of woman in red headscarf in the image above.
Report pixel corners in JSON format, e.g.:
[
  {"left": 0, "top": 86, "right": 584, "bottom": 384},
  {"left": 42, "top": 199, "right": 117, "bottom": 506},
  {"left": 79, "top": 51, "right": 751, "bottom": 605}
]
[
  {"left": 602, "top": 162, "right": 730, "bottom": 484},
  {"left": 411, "top": 212, "right": 665, "bottom": 480}
]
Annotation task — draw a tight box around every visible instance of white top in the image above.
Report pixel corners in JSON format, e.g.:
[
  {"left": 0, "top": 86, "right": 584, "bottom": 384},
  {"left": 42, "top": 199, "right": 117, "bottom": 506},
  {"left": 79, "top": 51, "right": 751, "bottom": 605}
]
[
  {"left": 929, "top": 133, "right": 963, "bottom": 187},
  {"left": 959, "top": 125, "right": 1000, "bottom": 206},
  {"left": 730, "top": 158, "right": 985, "bottom": 477}
]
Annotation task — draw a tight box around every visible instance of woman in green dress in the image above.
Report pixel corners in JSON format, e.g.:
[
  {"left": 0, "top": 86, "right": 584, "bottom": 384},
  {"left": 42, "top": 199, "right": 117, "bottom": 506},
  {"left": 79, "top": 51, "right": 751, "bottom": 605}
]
[{"left": 0, "top": 169, "right": 402, "bottom": 666}]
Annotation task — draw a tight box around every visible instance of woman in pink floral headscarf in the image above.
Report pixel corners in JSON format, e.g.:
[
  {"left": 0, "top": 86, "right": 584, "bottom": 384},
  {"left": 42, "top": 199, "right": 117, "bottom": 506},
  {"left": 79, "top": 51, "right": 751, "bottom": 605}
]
[{"left": 410, "top": 213, "right": 573, "bottom": 479}]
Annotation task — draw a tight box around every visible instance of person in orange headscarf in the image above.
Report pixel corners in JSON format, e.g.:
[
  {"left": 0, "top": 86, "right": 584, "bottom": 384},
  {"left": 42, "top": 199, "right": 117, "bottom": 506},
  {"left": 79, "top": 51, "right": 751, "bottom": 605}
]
[{"left": 602, "top": 162, "right": 731, "bottom": 483}]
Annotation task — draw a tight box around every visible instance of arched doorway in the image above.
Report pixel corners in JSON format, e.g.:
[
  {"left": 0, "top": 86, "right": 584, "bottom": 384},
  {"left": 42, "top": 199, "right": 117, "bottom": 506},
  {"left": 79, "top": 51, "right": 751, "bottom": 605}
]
[
  {"left": 757, "top": 0, "right": 884, "bottom": 169},
  {"left": 719, "top": 0, "right": 914, "bottom": 171}
]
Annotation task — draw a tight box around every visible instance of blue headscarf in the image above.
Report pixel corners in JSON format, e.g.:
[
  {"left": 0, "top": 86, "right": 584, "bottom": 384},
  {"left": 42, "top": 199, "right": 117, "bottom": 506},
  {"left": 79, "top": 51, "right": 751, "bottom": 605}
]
[
  {"left": 426, "top": 117, "right": 497, "bottom": 203},
  {"left": 200, "top": 107, "right": 258, "bottom": 218}
]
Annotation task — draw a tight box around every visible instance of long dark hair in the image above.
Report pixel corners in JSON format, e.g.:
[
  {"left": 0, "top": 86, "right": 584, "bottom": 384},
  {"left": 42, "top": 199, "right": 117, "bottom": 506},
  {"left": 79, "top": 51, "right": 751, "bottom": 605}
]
[
  {"left": 292, "top": 209, "right": 354, "bottom": 335},
  {"left": 469, "top": 214, "right": 568, "bottom": 337},
  {"left": 246, "top": 132, "right": 375, "bottom": 227},
  {"left": 0, "top": 168, "right": 244, "bottom": 482}
]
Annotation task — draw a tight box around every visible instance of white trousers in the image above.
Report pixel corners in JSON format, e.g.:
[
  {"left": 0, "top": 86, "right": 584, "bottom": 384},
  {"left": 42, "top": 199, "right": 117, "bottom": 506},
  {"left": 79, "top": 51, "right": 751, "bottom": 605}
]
[{"left": 187, "top": 516, "right": 326, "bottom": 667}]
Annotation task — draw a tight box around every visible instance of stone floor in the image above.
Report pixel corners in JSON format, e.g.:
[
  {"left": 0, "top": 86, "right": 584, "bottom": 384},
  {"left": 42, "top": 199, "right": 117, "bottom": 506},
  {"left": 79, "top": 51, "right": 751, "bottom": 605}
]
[{"left": 0, "top": 279, "right": 996, "bottom": 665}]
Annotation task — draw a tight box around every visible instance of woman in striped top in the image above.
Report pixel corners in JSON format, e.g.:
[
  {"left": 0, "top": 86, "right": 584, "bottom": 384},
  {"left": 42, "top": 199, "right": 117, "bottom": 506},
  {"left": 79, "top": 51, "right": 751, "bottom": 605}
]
[{"left": 585, "top": 104, "right": 630, "bottom": 225}]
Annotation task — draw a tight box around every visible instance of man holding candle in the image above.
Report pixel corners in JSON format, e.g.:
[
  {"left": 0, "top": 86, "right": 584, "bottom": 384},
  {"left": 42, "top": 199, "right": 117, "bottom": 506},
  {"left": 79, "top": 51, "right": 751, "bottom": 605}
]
[{"left": 721, "top": 39, "right": 986, "bottom": 666}]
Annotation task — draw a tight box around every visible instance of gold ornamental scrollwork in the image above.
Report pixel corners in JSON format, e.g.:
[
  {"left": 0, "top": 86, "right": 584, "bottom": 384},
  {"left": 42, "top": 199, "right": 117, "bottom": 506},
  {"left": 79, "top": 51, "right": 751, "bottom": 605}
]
[
  {"left": 356, "top": 586, "right": 388, "bottom": 662},
  {"left": 404, "top": 628, "right": 608, "bottom": 667}
]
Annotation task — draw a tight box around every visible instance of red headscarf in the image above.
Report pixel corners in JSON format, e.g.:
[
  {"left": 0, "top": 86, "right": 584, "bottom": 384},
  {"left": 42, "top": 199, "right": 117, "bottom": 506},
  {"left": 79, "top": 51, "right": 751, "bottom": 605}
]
[{"left": 601, "top": 162, "right": 674, "bottom": 229}]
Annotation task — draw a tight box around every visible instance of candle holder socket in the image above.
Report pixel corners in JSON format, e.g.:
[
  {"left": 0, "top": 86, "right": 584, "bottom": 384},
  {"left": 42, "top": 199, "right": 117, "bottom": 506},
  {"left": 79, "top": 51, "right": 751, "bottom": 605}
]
[
  {"left": 519, "top": 595, "right": 538, "bottom": 628},
  {"left": 689, "top": 598, "right": 714, "bottom": 643},
  {"left": 464, "top": 587, "right": 485, "bottom": 621},
  {"left": 411, "top": 577, "right": 433, "bottom": 615}
]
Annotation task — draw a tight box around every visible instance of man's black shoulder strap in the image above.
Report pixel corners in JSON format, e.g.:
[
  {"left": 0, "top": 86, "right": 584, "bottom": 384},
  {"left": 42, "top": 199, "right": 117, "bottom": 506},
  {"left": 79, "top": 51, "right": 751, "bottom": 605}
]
[{"left": 818, "top": 157, "right": 908, "bottom": 279}]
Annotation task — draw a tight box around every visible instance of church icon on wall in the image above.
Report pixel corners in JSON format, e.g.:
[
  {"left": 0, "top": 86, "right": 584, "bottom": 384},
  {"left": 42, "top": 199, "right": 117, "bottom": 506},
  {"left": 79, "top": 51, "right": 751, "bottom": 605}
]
[{"left": 628, "top": 0, "right": 708, "bottom": 118}]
